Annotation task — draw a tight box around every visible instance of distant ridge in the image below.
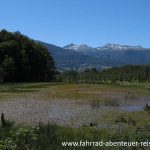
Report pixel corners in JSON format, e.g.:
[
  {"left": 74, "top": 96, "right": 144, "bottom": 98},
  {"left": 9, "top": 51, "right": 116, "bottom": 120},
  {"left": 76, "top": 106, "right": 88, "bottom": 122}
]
[{"left": 38, "top": 41, "right": 150, "bottom": 71}]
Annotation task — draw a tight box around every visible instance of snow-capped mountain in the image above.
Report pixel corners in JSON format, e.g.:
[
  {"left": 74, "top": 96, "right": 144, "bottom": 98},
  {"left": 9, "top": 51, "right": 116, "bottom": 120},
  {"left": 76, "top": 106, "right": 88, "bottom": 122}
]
[
  {"left": 64, "top": 43, "right": 79, "bottom": 50},
  {"left": 39, "top": 41, "right": 150, "bottom": 71},
  {"left": 64, "top": 43, "right": 94, "bottom": 52},
  {"left": 64, "top": 43, "right": 143, "bottom": 52}
]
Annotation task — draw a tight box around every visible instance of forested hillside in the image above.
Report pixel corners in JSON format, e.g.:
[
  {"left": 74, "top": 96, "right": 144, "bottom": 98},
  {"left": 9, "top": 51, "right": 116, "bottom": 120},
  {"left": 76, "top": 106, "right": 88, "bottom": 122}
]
[{"left": 0, "top": 30, "right": 55, "bottom": 82}]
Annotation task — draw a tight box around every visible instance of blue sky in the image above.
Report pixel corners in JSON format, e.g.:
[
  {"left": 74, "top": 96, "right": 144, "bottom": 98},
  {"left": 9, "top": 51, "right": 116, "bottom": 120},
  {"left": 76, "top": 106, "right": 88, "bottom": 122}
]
[{"left": 0, "top": 0, "right": 150, "bottom": 47}]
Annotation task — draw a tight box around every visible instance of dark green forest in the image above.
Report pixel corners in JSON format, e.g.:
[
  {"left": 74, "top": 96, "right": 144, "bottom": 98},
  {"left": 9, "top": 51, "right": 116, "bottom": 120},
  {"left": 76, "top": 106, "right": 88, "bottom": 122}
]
[
  {"left": 0, "top": 29, "right": 55, "bottom": 82},
  {"left": 57, "top": 65, "right": 150, "bottom": 83}
]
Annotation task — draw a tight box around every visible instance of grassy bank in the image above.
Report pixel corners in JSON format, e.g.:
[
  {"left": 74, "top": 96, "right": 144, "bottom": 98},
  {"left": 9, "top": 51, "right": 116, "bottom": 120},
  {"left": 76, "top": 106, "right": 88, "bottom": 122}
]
[{"left": 0, "top": 82, "right": 150, "bottom": 101}]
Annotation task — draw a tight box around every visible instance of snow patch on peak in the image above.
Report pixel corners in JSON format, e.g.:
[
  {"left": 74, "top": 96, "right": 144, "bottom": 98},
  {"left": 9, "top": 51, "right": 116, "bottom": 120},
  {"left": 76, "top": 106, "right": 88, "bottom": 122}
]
[
  {"left": 64, "top": 43, "right": 93, "bottom": 51},
  {"left": 64, "top": 43, "right": 79, "bottom": 50},
  {"left": 97, "top": 43, "right": 143, "bottom": 50}
]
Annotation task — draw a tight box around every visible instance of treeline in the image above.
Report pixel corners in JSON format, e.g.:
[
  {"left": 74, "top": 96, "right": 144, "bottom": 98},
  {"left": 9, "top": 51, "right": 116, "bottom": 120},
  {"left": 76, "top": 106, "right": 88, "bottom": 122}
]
[
  {"left": 0, "top": 29, "right": 55, "bottom": 82},
  {"left": 56, "top": 65, "right": 150, "bottom": 83}
]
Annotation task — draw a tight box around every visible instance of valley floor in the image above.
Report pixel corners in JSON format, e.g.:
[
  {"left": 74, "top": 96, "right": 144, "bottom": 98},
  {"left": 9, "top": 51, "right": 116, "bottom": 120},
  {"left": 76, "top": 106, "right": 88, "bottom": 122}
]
[
  {"left": 0, "top": 82, "right": 150, "bottom": 127},
  {"left": 0, "top": 82, "right": 150, "bottom": 149}
]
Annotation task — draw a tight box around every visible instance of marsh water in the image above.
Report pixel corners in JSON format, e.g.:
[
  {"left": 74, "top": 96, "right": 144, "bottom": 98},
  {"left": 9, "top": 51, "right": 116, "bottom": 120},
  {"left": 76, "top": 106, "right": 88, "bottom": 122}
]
[{"left": 0, "top": 95, "right": 150, "bottom": 128}]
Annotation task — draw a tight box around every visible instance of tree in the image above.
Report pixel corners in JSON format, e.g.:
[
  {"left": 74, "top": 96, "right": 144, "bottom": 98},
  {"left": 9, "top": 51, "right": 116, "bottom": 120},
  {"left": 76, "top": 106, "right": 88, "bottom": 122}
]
[
  {"left": 0, "top": 67, "right": 5, "bottom": 83},
  {"left": 2, "top": 55, "right": 15, "bottom": 82},
  {"left": 0, "top": 29, "right": 55, "bottom": 82}
]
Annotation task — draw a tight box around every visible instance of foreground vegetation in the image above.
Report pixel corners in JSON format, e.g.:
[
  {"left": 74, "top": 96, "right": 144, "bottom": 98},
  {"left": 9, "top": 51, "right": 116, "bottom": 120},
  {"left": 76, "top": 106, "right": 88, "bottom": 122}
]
[{"left": 0, "top": 122, "right": 150, "bottom": 150}]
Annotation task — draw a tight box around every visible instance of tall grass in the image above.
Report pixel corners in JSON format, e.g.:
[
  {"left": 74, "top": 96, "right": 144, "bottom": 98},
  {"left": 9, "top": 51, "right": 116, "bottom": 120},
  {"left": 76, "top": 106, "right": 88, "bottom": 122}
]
[{"left": 0, "top": 122, "right": 150, "bottom": 150}]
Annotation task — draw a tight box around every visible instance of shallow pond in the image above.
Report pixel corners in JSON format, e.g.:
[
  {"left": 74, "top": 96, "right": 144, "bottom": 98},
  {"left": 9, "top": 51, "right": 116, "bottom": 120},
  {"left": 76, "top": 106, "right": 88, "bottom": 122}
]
[{"left": 0, "top": 96, "right": 149, "bottom": 127}]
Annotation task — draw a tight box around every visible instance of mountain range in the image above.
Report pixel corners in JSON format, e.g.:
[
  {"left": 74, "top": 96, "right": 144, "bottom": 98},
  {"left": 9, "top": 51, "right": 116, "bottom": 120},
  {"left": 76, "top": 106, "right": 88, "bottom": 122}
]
[{"left": 38, "top": 41, "right": 150, "bottom": 71}]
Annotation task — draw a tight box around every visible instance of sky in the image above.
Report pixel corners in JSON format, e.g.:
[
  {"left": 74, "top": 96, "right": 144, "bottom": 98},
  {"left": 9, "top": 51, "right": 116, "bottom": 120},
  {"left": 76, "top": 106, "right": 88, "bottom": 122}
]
[{"left": 0, "top": 0, "right": 150, "bottom": 47}]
